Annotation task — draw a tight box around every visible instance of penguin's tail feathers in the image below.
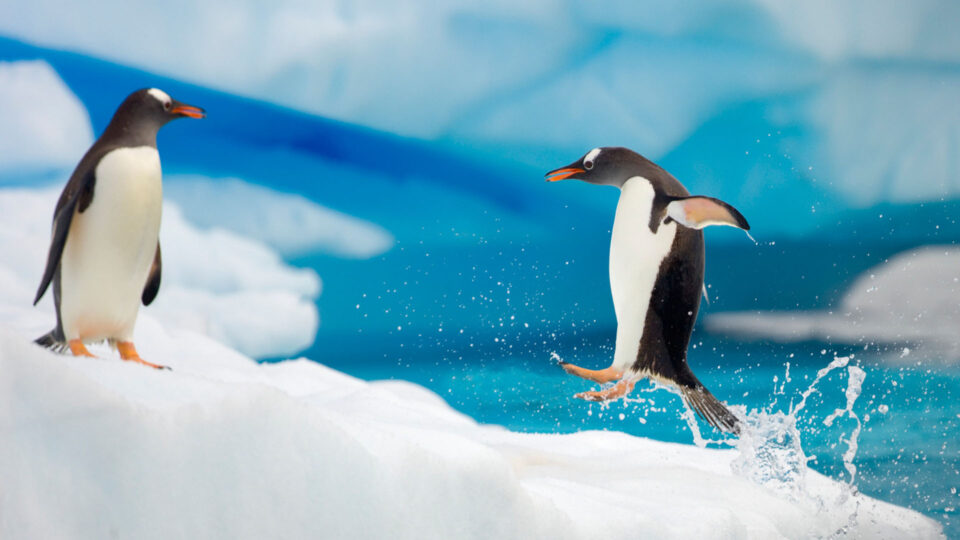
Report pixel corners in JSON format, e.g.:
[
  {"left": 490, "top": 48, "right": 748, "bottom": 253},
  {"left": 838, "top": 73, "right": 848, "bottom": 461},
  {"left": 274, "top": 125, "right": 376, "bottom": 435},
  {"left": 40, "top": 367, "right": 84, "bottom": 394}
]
[
  {"left": 681, "top": 385, "right": 741, "bottom": 435},
  {"left": 35, "top": 329, "right": 69, "bottom": 354}
]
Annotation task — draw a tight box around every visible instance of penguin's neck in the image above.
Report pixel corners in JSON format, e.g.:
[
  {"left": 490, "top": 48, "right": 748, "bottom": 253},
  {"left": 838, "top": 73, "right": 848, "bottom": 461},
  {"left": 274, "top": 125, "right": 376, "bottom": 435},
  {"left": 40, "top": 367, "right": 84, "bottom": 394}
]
[
  {"left": 100, "top": 118, "right": 159, "bottom": 149},
  {"left": 608, "top": 176, "right": 677, "bottom": 373}
]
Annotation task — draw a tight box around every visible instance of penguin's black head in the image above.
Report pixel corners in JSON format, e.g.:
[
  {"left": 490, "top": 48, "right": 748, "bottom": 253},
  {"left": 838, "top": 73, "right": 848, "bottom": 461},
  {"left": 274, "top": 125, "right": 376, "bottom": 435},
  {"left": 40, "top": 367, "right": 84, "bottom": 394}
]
[
  {"left": 117, "top": 88, "right": 206, "bottom": 129},
  {"left": 545, "top": 147, "right": 648, "bottom": 188}
]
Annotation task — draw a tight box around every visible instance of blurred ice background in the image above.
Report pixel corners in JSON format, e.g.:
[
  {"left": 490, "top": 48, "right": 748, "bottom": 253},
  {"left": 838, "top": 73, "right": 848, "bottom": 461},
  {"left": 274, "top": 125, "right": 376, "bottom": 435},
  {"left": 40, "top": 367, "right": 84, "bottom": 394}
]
[{"left": 0, "top": 1, "right": 958, "bottom": 535}]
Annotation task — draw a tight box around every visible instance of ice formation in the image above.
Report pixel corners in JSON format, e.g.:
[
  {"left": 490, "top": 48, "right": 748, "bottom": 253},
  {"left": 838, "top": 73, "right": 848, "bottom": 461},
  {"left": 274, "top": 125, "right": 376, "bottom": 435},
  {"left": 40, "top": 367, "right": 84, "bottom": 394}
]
[
  {"left": 165, "top": 176, "right": 394, "bottom": 259},
  {"left": 708, "top": 246, "right": 960, "bottom": 360},
  {"left": 3, "top": 2, "right": 959, "bottom": 204},
  {"left": 0, "top": 60, "right": 93, "bottom": 174}
]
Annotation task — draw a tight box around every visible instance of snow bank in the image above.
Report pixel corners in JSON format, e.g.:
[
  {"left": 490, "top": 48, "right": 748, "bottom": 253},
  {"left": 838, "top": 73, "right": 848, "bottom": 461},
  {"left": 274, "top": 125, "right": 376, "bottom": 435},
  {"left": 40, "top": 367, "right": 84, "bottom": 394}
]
[
  {"left": 165, "top": 176, "right": 393, "bottom": 258},
  {"left": 0, "top": 60, "right": 93, "bottom": 175},
  {"left": 0, "top": 322, "right": 943, "bottom": 539},
  {"left": 0, "top": 187, "right": 319, "bottom": 358},
  {"left": 708, "top": 246, "right": 960, "bottom": 360}
]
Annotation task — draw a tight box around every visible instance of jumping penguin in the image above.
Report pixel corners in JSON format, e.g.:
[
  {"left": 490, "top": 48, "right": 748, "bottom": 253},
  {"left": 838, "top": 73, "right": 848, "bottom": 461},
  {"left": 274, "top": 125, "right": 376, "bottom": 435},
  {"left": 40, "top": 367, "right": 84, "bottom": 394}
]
[
  {"left": 546, "top": 147, "right": 750, "bottom": 433},
  {"left": 33, "top": 88, "right": 205, "bottom": 369}
]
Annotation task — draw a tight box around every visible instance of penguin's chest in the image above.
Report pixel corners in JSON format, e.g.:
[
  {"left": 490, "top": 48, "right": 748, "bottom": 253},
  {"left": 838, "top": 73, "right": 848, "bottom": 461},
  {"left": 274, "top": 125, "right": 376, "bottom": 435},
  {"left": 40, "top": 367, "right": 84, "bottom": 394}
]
[
  {"left": 60, "top": 147, "right": 163, "bottom": 340},
  {"left": 609, "top": 177, "right": 677, "bottom": 371}
]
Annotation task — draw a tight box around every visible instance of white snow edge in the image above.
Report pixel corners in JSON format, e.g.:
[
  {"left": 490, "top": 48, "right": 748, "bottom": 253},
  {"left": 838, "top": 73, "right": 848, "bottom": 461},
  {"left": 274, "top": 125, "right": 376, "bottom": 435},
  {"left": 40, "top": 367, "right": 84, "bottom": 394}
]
[{"left": 0, "top": 322, "right": 943, "bottom": 539}]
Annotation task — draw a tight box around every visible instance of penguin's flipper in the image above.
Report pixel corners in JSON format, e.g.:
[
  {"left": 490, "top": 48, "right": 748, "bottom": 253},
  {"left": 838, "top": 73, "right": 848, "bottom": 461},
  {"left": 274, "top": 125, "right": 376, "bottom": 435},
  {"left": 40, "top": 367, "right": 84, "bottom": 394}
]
[
  {"left": 33, "top": 163, "right": 98, "bottom": 305},
  {"left": 142, "top": 242, "right": 162, "bottom": 305},
  {"left": 665, "top": 196, "right": 749, "bottom": 231}
]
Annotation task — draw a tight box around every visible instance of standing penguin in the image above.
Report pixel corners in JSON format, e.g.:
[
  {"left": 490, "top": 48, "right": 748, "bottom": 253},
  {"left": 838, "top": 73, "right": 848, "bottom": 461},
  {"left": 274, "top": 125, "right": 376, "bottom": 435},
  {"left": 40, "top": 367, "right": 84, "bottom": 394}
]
[
  {"left": 546, "top": 147, "right": 749, "bottom": 433},
  {"left": 33, "top": 88, "right": 205, "bottom": 369}
]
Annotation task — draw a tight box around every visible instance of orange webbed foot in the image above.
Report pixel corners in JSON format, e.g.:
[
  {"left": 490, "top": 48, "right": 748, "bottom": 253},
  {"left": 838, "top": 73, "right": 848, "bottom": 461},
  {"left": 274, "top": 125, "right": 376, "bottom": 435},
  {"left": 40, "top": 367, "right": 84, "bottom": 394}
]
[
  {"left": 117, "top": 342, "right": 170, "bottom": 370},
  {"left": 574, "top": 378, "right": 636, "bottom": 402},
  {"left": 68, "top": 339, "right": 96, "bottom": 358}
]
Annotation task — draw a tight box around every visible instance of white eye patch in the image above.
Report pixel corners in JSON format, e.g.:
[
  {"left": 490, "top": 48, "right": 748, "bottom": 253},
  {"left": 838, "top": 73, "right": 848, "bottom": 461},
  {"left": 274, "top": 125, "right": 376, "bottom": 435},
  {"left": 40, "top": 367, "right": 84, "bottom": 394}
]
[
  {"left": 584, "top": 148, "right": 601, "bottom": 165},
  {"left": 147, "top": 88, "right": 171, "bottom": 106}
]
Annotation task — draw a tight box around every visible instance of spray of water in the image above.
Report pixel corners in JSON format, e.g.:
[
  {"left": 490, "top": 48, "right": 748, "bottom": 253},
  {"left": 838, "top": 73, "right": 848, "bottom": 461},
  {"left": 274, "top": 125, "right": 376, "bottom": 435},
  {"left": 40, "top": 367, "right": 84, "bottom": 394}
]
[
  {"left": 553, "top": 350, "right": 868, "bottom": 500},
  {"left": 724, "top": 354, "right": 869, "bottom": 535},
  {"left": 556, "top": 347, "right": 874, "bottom": 532},
  {"left": 729, "top": 356, "right": 862, "bottom": 485},
  {"left": 823, "top": 365, "right": 866, "bottom": 486}
]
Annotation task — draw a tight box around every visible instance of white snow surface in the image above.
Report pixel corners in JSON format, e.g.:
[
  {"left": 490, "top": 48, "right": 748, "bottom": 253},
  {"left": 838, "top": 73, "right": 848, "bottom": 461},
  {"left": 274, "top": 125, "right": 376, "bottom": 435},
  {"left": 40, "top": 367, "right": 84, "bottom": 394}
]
[
  {"left": 0, "top": 60, "right": 93, "bottom": 175},
  {"left": 0, "top": 323, "right": 944, "bottom": 539},
  {"left": 0, "top": 187, "right": 320, "bottom": 358},
  {"left": 708, "top": 246, "right": 960, "bottom": 360},
  {"left": 165, "top": 176, "right": 394, "bottom": 258}
]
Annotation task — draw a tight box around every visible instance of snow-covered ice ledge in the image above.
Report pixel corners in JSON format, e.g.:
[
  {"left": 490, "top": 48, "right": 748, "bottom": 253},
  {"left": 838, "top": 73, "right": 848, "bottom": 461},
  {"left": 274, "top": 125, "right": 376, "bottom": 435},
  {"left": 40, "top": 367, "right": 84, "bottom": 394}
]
[{"left": 0, "top": 323, "right": 942, "bottom": 539}]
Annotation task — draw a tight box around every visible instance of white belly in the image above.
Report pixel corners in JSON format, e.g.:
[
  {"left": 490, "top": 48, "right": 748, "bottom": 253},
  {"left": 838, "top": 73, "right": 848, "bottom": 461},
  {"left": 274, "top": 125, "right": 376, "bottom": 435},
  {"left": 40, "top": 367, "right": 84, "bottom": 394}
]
[
  {"left": 609, "top": 177, "right": 676, "bottom": 373},
  {"left": 59, "top": 147, "right": 163, "bottom": 342}
]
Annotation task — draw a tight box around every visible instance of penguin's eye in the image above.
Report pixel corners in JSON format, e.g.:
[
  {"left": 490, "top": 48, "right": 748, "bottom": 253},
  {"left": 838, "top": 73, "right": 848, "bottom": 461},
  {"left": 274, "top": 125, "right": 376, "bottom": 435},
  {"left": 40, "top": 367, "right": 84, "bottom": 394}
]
[
  {"left": 163, "top": 101, "right": 171, "bottom": 111},
  {"left": 584, "top": 159, "right": 594, "bottom": 170}
]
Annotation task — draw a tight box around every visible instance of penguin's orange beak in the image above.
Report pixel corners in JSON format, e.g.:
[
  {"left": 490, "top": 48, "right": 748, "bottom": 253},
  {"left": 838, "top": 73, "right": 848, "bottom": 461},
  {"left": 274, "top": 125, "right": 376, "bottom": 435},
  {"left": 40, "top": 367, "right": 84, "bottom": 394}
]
[
  {"left": 544, "top": 167, "right": 584, "bottom": 182},
  {"left": 171, "top": 102, "right": 206, "bottom": 119}
]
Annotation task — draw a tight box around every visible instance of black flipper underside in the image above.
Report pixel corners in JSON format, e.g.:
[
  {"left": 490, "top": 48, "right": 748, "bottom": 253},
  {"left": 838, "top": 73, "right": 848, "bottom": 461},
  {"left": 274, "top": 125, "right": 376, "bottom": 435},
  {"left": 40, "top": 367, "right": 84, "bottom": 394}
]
[
  {"left": 34, "top": 164, "right": 97, "bottom": 306},
  {"left": 142, "top": 242, "right": 162, "bottom": 306}
]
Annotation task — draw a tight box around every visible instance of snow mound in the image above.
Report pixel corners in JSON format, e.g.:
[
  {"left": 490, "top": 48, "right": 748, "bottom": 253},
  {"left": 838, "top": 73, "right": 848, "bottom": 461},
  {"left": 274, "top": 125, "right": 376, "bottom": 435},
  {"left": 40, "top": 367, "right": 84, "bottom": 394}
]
[
  {"left": 165, "top": 176, "right": 394, "bottom": 258},
  {"left": 0, "top": 187, "right": 319, "bottom": 358},
  {"left": 708, "top": 246, "right": 960, "bottom": 359},
  {"left": 0, "top": 323, "right": 943, "bottom": 539},
  {"left": 0, "top": 60, "right": 93, "bottom": 175}
]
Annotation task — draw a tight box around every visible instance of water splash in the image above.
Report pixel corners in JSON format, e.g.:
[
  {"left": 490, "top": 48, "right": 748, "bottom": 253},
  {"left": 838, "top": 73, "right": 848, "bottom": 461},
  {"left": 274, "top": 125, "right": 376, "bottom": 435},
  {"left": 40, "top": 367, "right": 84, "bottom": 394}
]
[
  {"left": 823, "top": 365, "right": 866, "bottom": 486},
  {"left": 792, "top": 355, "right": 851, "bottom": 417},
  {"left": 679, "top": 405, "right": 730, "bottom": 449},
  {"left": 730, "top": 409, "right": 807, "bottom": 499},
  {"left": 729, "top": 355, "right": 865, "bottom": 505},
  {"left": 566, "top": 350, "right": 868, "bottom": 502}
]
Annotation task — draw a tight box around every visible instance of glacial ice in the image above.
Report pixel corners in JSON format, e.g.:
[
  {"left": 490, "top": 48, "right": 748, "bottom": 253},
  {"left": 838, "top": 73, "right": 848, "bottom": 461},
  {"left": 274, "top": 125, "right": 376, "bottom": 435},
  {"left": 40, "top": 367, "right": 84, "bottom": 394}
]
[
  {"left": 3, "top": 2, "right": 959, "bottom": 206},
  {"left": 165, "top": 176, "right": 394, "bottom": 259},
  {"left": 708, "top": 246, "right": 960, "bottom": 360},
  {"left": 0, "top": 60, "right": 93, "bottom": 175}
]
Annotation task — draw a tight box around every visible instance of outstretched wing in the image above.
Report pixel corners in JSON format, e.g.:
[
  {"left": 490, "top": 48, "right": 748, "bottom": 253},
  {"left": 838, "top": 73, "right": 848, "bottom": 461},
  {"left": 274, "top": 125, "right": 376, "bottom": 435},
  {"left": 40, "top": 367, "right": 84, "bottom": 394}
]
[
  {"left": 142, "top": 242, "right": 162, "bottom": 305},
  {"left": 33, "top": 158, "right": 98, "bottom": 306},
  {"left": 666, "top": 196, "right": 750, "bottom": 231}
]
